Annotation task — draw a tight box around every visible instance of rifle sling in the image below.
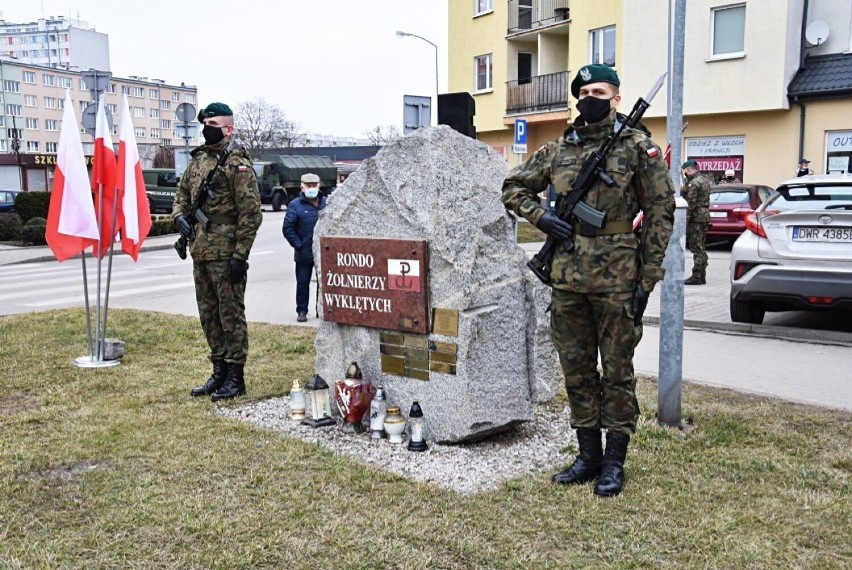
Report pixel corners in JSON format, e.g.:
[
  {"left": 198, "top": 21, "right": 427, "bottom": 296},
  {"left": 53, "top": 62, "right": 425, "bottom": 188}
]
[
  {"left": 575, "top": 219, "right": 634, "bottom": 237},
  {"left": 204, "top": 213, "right": 238, "bottom": 225}
]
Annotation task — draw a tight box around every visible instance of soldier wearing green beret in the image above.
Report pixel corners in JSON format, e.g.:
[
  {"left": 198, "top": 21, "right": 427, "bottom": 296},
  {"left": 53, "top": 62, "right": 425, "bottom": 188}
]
[
  {"left": 172, "top": 102, "right": 262, "bottom": 401},
  {"left": 502, "top": 64, "right": 675, "bottom": 497},
  {"left": 681, "top": 160, "right": 710, "bottom": 285}
]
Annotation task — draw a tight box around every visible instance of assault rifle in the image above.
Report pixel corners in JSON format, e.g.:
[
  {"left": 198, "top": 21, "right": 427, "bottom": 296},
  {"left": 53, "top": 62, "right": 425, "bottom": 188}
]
[
  {"left": 527, "top": 72, "right": 667, "bottom": 286},
  {"left": 174, "top": 137, "right": 237, "bottom": 260}
]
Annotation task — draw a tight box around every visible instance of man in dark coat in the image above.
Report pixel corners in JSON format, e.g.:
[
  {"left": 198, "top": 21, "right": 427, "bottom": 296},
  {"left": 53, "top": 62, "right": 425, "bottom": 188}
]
[{"left": 282, "top": 173, "right": 327, "bottom": 322}]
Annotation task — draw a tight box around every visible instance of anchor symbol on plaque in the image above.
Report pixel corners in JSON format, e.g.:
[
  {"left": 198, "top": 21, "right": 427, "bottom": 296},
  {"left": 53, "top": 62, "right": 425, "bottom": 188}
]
[{"left": 395, "top": 261, "right": 413, "bottom": 289}]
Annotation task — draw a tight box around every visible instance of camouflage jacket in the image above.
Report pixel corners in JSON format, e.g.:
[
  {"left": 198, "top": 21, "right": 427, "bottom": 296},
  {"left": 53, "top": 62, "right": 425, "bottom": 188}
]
[
  {"left": 682, "top": 172, "right": 711, "bottom": 223},
  {"left": 502, "top": 110, "right": 675, "bottom": 293},
  {"left": 172, "top": 137, "right": 262, "bottom": 262},
  {"left": 717, "top": 177, "right": 741, "bottom": 184}
]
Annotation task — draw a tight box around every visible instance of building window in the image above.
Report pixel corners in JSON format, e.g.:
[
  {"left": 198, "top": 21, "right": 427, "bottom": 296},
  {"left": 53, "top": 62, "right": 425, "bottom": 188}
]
[
  {"left": 161, "top": 100, "right": 171, "bottom": 110},
  {"left": 24, "top": 94, "right": 37, "bottom": 107},
  {"left": 133, "top": 106, "right": 144, "bottom": 118},
  {"left": 185, "top": 94, "right": 195, "bottom": 103},
  {"left": 79, "top": 79, "right": 87, "bottom": 90},
  {"left": 25, "top": 117, "right": 38, "bottom": 130},
  {"left": 150, "top": 108, "right": 159, "bottom": 119},
  {"left": 171, "top": 92, "right": 180, "bottom": 102},
  {"left": 26, "top": 141, "right": 40, "bottom": 152},
  {"left": 46, "top": 119, "right": 59, "bottom": 131},
  {"left": 161, "top": 119, "right": 171, "bottom": 129},
  {"left": 111, "top": 124, "right": 118, "bottom": 136},
  {"left": 712, "top": 4, "right": 746, "bottom": 57},
  {"left": 132, "top": 87, "right": 144, "bottom": 97},
  {"left": 151, "top": 128, "right": 161, "bottom": 139},
  {"left": 3, "top": 80, "right": 20, "bottom": 92},
  {"left": 475, "top": 0, "right": 493, "bottom": 15},
  {"left": 57, "top": 76, "right": 72, "bottom": 88},
  {"left": 44, "top": 96, "right": 57, "bottom": 108},
  {"left": 135, "top": 127, "right": 146, "bottom": 138},
  {"left": 590, "top": 25, "right": 616, "bottom": 67},
  {"left": 475, "top": 54, "right": 493, "bottom": 92},
  {"left": 46, "top": 142, "right": 58, "bottom": 153},
  {"left": 149, "top": 88, "right": 159, "bottom": 99},
  {"left": 80, "top": 101, "right": 88, "bottom": 112},
  {"left": 22, "top": 71, "right": 36, "bottom": 84},
  {"left": 106, "top": 83, "right": 116, "bottom": 94},
  {"left": 122, "top": 85, "right": 131, "bottom": 95},
  {"left": 0, "top": 140, "right": 7, "bottom": 152},
  {"left": 58, "top": 97, "right": 65, "bottom": 109},
  {"left": 5, "top": 104, "right": 22, "bottom": 116},
  {"left": 107, "top": 103, "right": 117, "bottom": 114}
]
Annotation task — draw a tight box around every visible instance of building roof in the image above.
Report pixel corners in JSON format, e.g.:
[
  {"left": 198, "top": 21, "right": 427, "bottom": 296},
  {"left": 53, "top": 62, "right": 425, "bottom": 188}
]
[
  {"left": 788, "top": 53, "right": 852, "bottom": 100},
  {"left": 262, "top": 146, "right": 382, "bottom": 162}
]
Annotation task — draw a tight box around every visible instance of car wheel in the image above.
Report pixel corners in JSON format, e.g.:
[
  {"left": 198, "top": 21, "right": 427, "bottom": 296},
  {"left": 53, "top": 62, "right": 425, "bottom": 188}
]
[
  {"left": 730, "top": 296, "right": 765, "bottom": 324},
  {"left": 271, "top": 192, "right": 284, "bottom": 212}
]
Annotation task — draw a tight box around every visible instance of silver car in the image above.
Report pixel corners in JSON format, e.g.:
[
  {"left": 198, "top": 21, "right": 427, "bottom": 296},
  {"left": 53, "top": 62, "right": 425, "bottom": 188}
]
[{"left": 729, "top": 175, "right": 852, "bottom": 324}]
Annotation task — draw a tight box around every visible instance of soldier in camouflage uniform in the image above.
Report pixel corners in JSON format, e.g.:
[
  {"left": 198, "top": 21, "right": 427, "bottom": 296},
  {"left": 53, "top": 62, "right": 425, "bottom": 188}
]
[
  {"left": 681, "top": 160, "right": 710, "bottom": 285},
  {"left": 718, "top": 169, "right": 741, "bottom": 184},
  {"left": 172, "top": 102, "right": 262, "bottom": 401},
  {"left": 502, "top": 64, "right": 674, "bottom": 497}
]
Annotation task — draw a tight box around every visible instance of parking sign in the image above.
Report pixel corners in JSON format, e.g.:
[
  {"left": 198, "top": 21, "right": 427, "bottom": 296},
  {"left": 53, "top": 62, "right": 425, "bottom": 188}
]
[{"left": 514, "top": 119, "right": 527, "bottom": 145}]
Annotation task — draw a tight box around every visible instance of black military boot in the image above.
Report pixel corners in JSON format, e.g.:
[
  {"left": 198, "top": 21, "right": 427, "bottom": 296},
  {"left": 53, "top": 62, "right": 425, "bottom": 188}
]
[
  {"left": 211, "top": 363, "right": 246, "bottom": 402},
  {"left": 190, "top": 359, "right": 228, "bottom": 397},
  {"left": 594, "top": 431, "right": 630, "bottom": 497},
  {"left": 552, "top": 428, "right": 603, "bottom": 485},
  {"left": 684, "top": 275, "right": 706, "bottom": 285}
]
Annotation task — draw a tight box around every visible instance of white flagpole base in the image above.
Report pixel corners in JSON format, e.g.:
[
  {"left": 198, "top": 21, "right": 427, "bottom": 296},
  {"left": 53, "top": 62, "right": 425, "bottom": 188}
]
[{"left": 74, "top": 356, "right": 121, "bottom": 368}]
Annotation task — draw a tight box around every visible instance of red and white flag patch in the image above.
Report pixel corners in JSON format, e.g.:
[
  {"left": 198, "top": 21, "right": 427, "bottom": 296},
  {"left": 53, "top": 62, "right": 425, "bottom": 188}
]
[
  {"left": 646, "top": 146, "right": 659, "bottom": 158},
  {"left": 238, "top": 165, "right": 248, "bottom": 172}
]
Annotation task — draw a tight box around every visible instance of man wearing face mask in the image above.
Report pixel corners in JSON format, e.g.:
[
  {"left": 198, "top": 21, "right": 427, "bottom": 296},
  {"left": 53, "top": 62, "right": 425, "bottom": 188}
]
[
  {"left": 718, "top": 169, "right": 741, "bottom": 184},
  {"left": 282, "top": 173, "right": 327, "bottom": 323},
  {"left": 172, "top": 102, "right": 262, "bottom": 401},
  {"left": 502, "top": 64, "right": 674, "bottom": 498}
]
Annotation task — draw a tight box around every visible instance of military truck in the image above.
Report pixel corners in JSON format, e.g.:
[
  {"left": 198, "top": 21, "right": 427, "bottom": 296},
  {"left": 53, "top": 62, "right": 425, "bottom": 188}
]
[
  {"left": 142, "top": 168, "right": 180, "bottom": 214},
  {"left": 253, "top": 155, "right": 337, "bottom": 211}
]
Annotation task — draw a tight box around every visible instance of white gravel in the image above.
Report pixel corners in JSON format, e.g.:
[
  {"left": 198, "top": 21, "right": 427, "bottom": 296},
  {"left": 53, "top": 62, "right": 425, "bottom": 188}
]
[{"left": 217, "top": 397, "right": 577, "bottom": 495}]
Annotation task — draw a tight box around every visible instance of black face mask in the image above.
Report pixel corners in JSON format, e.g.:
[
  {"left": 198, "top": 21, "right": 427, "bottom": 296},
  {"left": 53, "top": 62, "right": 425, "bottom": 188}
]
[
  {"left": 202, "top": 124, "right": 225, "bottom": 146},
  {"left": 576, "top": 96, "right": 613, "bottom": 124}
]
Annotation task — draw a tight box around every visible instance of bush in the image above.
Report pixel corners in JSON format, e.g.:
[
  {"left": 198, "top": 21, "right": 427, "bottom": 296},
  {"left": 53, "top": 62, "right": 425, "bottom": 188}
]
[
  {"left": 0, "top": 212, "right": 23, "bottom": 241},
  {"left": 21, "top": 216, "right": 46, "bottom": 246},
  {"left": 149, "top": 216, "right": 177, "bottom": 237},
  {"left": 15, "top": 192, "right": 51, "bottom": 224}
]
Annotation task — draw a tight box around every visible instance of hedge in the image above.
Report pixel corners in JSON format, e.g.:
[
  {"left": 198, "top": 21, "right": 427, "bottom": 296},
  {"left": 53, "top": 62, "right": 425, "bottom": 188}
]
[
  {"left": 21, "top": 216, "right": 47, "bottom": 246},
  {"left": 149, "top": 216, "right": 177, "bottom": 237},
  {"left": 0, "top": 212, "right": 23, "bottom": 241},
  {"left": 14, "top": 192, "right": 51, "bottom": 224}
]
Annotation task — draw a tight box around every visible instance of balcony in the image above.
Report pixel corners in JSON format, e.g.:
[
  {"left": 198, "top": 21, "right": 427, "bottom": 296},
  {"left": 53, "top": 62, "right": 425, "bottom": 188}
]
[
  {"left": 506, "top": 71, "right": 568, "bottom": 115},
  {"left": 508, "top": 0, "right": 570, "bottom": 35}
]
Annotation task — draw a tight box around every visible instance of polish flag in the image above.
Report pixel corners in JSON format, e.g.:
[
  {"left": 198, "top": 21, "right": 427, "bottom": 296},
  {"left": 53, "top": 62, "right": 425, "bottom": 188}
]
[
  {"left": 91, "top": 93, "right": 118, "bottom": 258},
  {"left": 388, "top": 259, "right": 421, "bottom": 292},
  {"left": 45, "top": 91, "right": 99, "bottom": 262},
  {"left": 116, "top": 94, "right": 151, "bottom": 261},
  {"left": 663, "top": 142, "right": 672, "bottom": 169}
]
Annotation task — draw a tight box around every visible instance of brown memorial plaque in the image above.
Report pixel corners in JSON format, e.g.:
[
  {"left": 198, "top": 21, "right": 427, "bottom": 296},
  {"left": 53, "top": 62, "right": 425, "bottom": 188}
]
[
  {"left": 321, "top": 237, "right": 429, "bottom": 334},
  {"left": 432, "top": 308, "right": 459, "bottom": 336}
]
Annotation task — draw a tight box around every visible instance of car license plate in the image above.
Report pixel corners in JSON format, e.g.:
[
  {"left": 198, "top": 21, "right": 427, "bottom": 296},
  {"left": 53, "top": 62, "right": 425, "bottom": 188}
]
[
  {"left": 792, "top": 226, "right": 852, "bottom": 242},
  {"left": 709, "top": 211, "right": 727, "bottom": 218}
]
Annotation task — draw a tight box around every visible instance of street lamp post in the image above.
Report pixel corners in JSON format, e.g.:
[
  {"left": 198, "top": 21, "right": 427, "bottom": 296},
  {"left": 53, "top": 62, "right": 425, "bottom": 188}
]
[{"left": 395, "top": 31, "right": 438, "bottom": 127}]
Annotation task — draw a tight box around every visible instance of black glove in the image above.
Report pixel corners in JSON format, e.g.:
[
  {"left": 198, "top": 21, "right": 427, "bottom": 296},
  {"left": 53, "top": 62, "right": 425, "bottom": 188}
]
[
  {"left": 228, "top": 258, "right": 248, "bottom": 283},
  {"left": 535, "top": 211, "right": 574, "bottom": 240},
  {"left": 175, "top": 215, "right": 195, "bottom": 241},
  {"left": 631, "top": 286, "right": 650, "bottom": 326}
]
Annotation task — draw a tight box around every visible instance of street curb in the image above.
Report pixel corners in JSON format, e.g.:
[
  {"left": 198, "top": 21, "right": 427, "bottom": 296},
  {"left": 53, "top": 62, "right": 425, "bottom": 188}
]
[
  {"left": 643, "top": 316, "right": 852, "bottom": 347},
  {"left": 1, "top": 243, "right": 177, "bottom": 265}
]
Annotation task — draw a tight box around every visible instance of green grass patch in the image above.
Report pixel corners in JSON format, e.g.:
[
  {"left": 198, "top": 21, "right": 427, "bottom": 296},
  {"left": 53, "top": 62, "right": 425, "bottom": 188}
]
[
  {"left": 1, "top": 309, "right": 850, "bottom": 568},
  {"left": 516, "top": 220, "right": 546, "bottom": 243}
]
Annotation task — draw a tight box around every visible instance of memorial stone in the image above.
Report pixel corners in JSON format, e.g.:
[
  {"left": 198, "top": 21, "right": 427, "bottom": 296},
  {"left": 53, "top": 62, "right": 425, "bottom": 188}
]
[{"left": 313, "top": 126, "right": 560, "bottom": 443}]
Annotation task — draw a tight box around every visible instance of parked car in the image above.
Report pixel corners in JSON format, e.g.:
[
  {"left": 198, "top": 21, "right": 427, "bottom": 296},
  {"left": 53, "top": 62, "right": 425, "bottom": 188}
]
[
  {"left": 729, "top": 175, "right": 852, "bottom": 324},
  {"left": 0, "top": 189, "right": 21, "bottom": 213},
  {"left": 708, "top": 183, "right": 775, "bottom": 242},
  {"left": 142, "top": 168, "right": 180, "bottom": 214}
]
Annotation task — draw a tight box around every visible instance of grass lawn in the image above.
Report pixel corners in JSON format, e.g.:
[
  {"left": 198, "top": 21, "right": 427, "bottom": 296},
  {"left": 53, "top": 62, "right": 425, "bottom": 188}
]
[
  {"left": 2, "top": 309, "right": 850, "bottom": 568},
  {"left": 515, "top": 220, "right": 546, "bottom": 243}
]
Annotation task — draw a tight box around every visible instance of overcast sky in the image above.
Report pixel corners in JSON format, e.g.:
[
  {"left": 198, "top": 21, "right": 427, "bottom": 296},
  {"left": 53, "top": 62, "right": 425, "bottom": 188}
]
[{"left": 4, "top": 1, "right": 448, "bottom": 139}]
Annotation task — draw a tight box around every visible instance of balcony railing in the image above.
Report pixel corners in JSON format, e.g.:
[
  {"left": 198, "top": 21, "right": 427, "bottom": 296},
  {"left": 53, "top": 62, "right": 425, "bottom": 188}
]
[
  {"left": 508, "top": 0, "right": 570, "bottom": 34},
  {"left": 506, "top": 71, "right": 568, "bottom": 115}
]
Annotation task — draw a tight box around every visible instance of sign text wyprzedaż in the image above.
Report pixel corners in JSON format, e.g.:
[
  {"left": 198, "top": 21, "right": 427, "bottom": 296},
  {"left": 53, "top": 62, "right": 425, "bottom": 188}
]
[{"left": 320, "top": 236, "right": 429, "bottom": 334}]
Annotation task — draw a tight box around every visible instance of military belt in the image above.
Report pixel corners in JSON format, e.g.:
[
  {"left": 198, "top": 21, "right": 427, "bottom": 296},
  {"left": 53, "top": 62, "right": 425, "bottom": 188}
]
[
  {"left": 575, "top": 220, "right": 634, "bottom": 237},
  {"left": 206, "top": 214, "right": 238, "bottom": 225}
]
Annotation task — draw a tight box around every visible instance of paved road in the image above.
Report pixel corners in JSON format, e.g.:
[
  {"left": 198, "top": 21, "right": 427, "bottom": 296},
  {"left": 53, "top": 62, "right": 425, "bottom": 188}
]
[{"left": 2, "top": 215, "right": 851, "bottom": 411}]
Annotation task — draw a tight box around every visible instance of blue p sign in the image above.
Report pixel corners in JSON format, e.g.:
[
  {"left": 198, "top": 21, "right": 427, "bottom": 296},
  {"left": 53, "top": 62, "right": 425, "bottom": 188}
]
[{"left": 514, "top": 119, "right": 527, "bottom": 145}]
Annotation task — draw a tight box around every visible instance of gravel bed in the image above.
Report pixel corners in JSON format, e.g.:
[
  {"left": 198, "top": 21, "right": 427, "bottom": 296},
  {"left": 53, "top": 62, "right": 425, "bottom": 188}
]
[{"left": 218, "top": 397, "right": 576, "bottom": 495}]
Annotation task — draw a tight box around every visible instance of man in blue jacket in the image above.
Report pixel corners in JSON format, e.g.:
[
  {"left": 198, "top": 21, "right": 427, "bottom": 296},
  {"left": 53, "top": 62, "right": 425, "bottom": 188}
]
[{"left": 282, "top": 173, "right": 327, "bottom": 322}]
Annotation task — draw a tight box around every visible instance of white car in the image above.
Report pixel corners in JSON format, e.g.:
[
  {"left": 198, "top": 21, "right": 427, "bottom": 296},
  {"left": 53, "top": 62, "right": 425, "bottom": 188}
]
[{"left": 729, "top": 174, "right": 852, "bottom": 324}]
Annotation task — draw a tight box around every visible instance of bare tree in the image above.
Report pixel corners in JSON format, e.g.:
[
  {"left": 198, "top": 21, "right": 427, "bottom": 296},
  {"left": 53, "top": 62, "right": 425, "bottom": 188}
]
[
  {"left": 234, "top": 98, "right": 303, "bottom": 158},
  {"left": 363, "top": 125, "right": 402, "bottom": 146},
  {"left": 152, "top": 146, "right": 175, "bottom": 168}
]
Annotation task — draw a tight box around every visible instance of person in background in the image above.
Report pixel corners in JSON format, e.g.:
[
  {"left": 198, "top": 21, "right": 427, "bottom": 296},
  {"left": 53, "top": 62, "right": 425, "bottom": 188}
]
[
  {"left": 282, "top": 173, "right": 327, "bottom": 323},
  {"left": 795, "top": 159, "right": 814, "bottom": 177},
  {"left": 681, "top": 160, "right": 710, "bottom": 286},
  {"left": 718, "top": 169, "right": 741, "bottom": 184}
]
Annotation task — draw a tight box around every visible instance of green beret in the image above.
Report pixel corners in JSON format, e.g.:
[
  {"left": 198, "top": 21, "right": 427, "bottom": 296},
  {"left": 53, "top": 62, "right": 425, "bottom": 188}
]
[
  {"left": 682, "top": 160, "right": 698, "bottom": 169},
  {"left": 197, "top": 102, "right": 233, "bottom": 123},
  {"left": 570, "top": 64, "right": 620, "bottom": 98}
]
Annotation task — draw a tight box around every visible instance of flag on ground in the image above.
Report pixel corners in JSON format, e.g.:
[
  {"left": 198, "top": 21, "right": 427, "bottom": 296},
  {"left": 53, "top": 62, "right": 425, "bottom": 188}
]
[
  {"left": 45, "top": 90, "right": 99, "bottom": 262},
  {"left": 117, "top": 94, "right": 151, "bottom": 261},
  {"left": 91, "top": 93, "right": 118, "bottom": 258}
]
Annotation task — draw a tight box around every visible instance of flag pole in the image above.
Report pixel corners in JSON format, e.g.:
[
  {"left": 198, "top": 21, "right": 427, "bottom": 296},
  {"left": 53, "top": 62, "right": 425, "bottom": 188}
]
[
  {"left": 95, "top": 182, "right": 104, "bottom": 361},
  {"left": 101, "top": 195, "right": 120, "bottom": 352},
  {"left": 81, "top": 253, "right": 94, "bottom": 359}
]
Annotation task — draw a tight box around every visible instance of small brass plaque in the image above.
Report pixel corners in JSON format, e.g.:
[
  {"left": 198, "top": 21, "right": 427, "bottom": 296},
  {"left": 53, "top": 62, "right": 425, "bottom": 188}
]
[
  {"left": 405, "top": 357, "right": 430, "bottom": 371},
  {"left": 404, "top": 335, "right": 429, "bottom": 349},
  {"left": 407, "top": 367, "right": 430, "bottom": 381},
  {"left": 429, "top": 361, "right": 457, "bottom": 375},
  {"left": 398, "top": 316, "right": 414, "bottom": 330},
  {"left": 429, "top": 341, "right": 458, "bottom": 355},
  {"left": 380, "top": 344, "right": 405, "bottom": 357},
  {"left": 404, "top": 347, "right": 429, "bottom": 361},
  {"left": 432, "top": 308, "right": 459, "bottom": 337},
  {"left": 381, "top": 354, "right": 405, "bottom": 376},
  {"left": 430, "top": 351, "right": 457, "bottom": 365},
  {"left": 380, "top": 332, "right": 404, "bottom": 346}
]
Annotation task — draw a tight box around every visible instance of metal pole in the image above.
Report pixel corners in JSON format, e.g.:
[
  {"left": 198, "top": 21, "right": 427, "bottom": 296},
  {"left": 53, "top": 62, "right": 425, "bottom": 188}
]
[
  {"left": 434, "top": 44, "right": 439, "bottom": 127},
  {"left": 101, "top": 197, "right": 119, "bottom": 354},
  {"left": 95, "top": 182, "right": 104, "bottom": 361},
  {"left": 81, "top": 256, "right": 94, "bottom": 359},
  {"left": 658, "top": 0, "right": 687, "bottom": 427}
]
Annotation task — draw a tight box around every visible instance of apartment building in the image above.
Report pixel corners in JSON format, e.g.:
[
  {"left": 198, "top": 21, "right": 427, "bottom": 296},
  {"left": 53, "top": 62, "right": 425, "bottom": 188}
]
[
  {"left": 0, "top": 60, "right": 198, "bottom": 191},
  {"left": 448, "top": 0, "right": 852, "bottom": 186},
  {"left": 0, "top": 16, "right": 110, "bottom": 71}
]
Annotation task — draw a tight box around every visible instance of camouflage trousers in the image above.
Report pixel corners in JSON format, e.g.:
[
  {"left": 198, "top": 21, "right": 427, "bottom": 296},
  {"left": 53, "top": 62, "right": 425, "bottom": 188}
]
[
  {"left": 193, "top": 260, "right": 248, "bottom": 364},
  {"left": 550, "top": 288, "right": 643, "bottom": 435},
  {"left": 686, "top": 221, "right": 709, "bottom": 278}
]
